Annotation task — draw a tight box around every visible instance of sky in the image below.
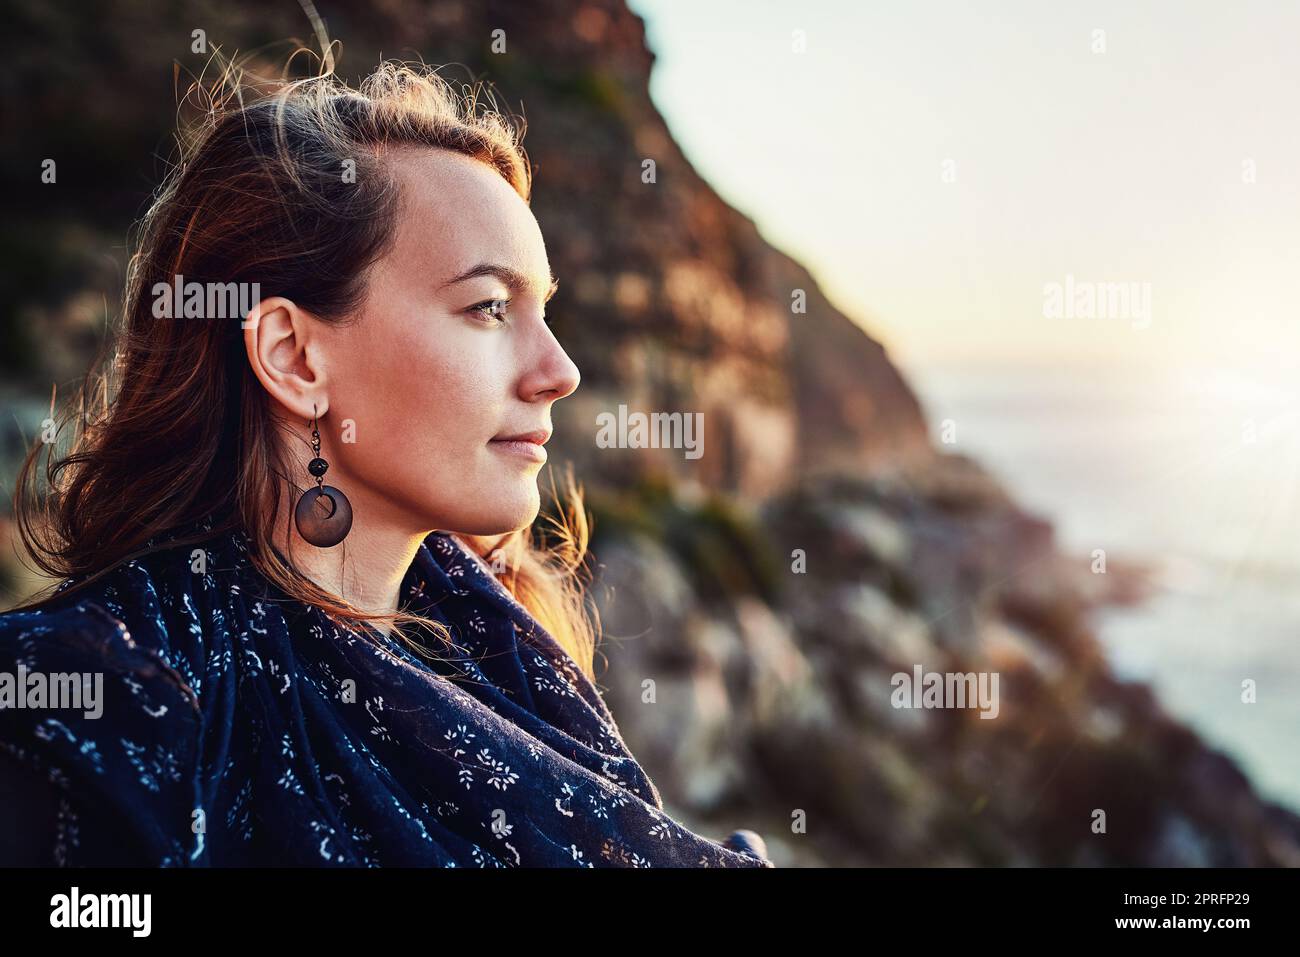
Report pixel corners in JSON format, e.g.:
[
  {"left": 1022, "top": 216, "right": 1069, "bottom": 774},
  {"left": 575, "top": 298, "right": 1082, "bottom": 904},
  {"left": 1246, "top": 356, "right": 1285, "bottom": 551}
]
[{"left": 626, "top": 0, "right": 1300, "bottom": 381}]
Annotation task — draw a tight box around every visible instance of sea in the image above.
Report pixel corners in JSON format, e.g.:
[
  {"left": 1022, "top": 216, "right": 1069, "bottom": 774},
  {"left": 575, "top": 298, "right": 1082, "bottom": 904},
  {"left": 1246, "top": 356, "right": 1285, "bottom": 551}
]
[{"left": 904, "top": 357, "right": 1300, "bottom": 815}]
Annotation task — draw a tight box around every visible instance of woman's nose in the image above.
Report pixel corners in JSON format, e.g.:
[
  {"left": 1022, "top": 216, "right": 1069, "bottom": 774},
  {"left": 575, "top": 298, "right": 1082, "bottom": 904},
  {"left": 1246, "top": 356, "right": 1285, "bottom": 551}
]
[{"left": 524, "top": 338, "right": 580, "bottom": 402}]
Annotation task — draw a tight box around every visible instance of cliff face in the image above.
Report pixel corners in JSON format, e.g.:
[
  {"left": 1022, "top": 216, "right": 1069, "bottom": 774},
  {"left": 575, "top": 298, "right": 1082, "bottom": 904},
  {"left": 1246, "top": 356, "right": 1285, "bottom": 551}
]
[
  {"left": 588, "top": 464, "right": 1300, "bottom": 866},
  {"left": 2, "top": 0, "right": 1295, "bottom": 866}
]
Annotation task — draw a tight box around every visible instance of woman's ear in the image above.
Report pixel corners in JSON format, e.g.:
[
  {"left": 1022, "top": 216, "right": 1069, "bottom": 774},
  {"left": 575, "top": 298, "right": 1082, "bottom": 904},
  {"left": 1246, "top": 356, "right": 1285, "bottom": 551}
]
[{"left": 243, "top": 296, "right": 329, "bottom": 420}]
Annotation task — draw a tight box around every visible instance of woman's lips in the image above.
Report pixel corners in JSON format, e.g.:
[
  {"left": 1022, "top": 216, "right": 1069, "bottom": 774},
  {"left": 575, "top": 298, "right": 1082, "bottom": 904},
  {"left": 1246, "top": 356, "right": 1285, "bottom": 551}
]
[{"left": 489, "top": 438, "right": 547, "bottom": 463}]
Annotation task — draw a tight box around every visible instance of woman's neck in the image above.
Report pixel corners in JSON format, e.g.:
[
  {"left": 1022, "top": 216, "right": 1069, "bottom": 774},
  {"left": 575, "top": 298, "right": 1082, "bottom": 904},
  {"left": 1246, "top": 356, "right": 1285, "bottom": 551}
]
[{"left": 270, "top": 499, "right": 430, "bottom": 633}]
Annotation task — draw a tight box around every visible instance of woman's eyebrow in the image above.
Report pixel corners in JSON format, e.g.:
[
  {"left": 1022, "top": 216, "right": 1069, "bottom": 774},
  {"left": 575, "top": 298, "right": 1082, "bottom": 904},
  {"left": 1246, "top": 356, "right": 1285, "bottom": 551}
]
[{"left": 440, "top": 263, "right": 560, "bottom": 302}]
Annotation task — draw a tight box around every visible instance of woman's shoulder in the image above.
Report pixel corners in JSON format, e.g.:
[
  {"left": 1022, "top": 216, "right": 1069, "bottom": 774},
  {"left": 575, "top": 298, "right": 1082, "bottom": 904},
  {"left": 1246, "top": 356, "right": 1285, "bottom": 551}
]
[
  {"left": 2, "top": 517, "right": 254, "bottom": 697},
  {"left": 0, "top": 595, "right": 203, "bottom": 717},
  {"left": 0, "top": 517, "right": 248, "bottom": 722},
  {"left": 0, "top": 593, "right": 205, "bottom": 865},
  {"left": 0, "top": 535, "right": 220, "bottom": 864},
  {"left": 0, "top": 518, "right": 266, "bottom": 865},
  {"left": 0, "top": 554, "right": 206, "bottom": 741}
]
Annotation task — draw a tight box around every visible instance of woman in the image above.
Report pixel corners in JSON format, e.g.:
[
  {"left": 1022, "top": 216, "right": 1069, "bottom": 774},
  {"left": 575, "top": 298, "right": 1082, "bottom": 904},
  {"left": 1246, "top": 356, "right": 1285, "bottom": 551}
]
[{"left": 0, "top": 55, "right": 772, "bottom": 868}]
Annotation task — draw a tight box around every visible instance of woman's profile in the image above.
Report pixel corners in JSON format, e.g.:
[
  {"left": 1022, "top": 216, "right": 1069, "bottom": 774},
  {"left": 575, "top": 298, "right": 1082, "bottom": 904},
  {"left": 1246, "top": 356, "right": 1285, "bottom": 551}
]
[{"left": 0, "top": 48, "right": 772, "bottom": 868}]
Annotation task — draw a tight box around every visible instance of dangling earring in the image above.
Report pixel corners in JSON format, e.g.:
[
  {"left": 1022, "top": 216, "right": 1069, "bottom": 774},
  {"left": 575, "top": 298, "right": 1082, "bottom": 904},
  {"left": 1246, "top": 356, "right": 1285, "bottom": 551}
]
[{"left": 294, "top": 403, "right": 353, "bottom": 547}]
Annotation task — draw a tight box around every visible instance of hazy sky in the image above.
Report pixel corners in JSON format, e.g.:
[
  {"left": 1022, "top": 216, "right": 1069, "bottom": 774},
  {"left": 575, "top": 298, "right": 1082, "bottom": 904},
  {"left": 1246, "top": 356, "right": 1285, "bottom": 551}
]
[{"left": 628, "top": 0, "right": 1300, "bottom": 379}]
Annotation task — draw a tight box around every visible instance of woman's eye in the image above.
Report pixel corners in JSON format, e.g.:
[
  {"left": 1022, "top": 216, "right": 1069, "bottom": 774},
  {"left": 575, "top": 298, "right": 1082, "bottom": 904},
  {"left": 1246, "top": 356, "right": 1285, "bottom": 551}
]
[
  {"left": 470, "top": 298, "right": 511, "bottom": 323},
  {"left": 469, "top": 298, "right": 556, "bottom": 327}
]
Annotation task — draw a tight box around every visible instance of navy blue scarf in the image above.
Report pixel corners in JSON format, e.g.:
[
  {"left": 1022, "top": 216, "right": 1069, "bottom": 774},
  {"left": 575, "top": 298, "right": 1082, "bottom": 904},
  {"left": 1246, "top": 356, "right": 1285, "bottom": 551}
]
[{"left": 0, "top": 515, "right": 772, "bottom": 867}]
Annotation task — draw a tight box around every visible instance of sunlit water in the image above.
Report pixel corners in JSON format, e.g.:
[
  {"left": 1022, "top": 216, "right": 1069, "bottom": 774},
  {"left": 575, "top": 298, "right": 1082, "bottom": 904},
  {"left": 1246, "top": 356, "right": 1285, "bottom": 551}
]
[{"left": 905, "top": 358, "right": 1300, "bottom": 814}]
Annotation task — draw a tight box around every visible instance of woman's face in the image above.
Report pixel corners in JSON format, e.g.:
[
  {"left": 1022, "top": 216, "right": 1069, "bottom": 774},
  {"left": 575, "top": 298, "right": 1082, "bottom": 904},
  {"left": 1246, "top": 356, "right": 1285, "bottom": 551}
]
[{"left": 301, "top": 147, "right": 580, "bottom": 537}]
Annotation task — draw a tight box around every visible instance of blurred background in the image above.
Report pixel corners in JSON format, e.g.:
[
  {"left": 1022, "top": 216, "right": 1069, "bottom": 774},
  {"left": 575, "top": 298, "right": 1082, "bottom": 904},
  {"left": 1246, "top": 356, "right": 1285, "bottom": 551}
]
[{"left": 2, "top": 0, "right": 1297, "bottom": 865}]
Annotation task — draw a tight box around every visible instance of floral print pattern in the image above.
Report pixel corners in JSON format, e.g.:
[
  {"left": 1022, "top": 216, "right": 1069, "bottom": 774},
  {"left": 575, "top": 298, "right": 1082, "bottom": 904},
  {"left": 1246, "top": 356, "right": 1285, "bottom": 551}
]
[{"left": 0, "top": 515, "right": 772, "bottom": 868}]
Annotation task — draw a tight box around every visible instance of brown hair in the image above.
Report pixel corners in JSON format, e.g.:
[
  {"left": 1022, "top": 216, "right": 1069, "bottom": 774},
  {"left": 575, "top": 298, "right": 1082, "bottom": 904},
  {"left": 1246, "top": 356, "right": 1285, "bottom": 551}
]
[{"left": 9, "top": 49, "right": 600, "bottom": 680}]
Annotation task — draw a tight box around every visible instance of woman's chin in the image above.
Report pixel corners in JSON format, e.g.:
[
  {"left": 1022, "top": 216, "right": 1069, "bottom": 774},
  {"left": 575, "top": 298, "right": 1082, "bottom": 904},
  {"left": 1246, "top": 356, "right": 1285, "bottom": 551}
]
[{"left": 444, "top": 491, "right": 539, "bottom": 537}]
